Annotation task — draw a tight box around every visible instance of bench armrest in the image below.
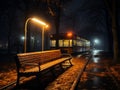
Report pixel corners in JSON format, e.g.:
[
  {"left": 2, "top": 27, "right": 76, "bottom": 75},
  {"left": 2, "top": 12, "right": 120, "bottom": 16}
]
[
  {"left": 21, "top": 62, "right": 41, "bottom": 71},
  {"left": 23, "top": 62, "right": 40, "bottom": 66},
  {"left": 62, "top": 53, "right": 72, "bottom": 57}
]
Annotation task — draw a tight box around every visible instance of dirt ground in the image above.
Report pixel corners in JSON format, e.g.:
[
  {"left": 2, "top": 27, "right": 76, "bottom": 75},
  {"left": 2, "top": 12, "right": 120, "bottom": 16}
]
[
  {"left": 0, "top": 55, "right": 87, "bottom": 89},
  {"left": 0, "top": 61, "right": 17, "bottom": 88}
]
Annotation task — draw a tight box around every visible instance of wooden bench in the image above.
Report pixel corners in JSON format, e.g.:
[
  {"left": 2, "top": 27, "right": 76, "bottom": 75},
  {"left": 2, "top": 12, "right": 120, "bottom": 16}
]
[{"left": 15, "top": 49, "right": 72, "bottom": 85}]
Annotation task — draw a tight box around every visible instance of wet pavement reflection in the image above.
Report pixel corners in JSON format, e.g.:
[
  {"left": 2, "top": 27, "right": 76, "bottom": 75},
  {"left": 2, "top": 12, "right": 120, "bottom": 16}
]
[{"left": 76, "top": 50, "right": 118, "bottom": 90}]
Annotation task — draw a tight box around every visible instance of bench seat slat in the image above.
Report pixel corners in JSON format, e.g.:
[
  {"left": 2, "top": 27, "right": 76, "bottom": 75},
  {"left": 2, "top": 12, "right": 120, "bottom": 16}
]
[{"left": 39, "top": 57, "right": 71, "bottom": 71}]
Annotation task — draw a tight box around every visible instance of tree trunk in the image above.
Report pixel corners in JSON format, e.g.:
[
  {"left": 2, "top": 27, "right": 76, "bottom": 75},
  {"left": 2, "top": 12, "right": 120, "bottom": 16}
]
[
  {"left": 104, "top": 0, "right": 119, "bottom": 63},
  {"left": 112, "top": 0, "right": 119, "bottom": 63}
]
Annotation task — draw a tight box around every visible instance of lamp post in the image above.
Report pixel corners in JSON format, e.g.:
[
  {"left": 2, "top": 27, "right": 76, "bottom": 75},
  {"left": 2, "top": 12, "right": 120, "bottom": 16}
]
[
  {"left": 93, "top": 39, "right": 99, "bottom": 50},
  {"left": 24, "top": 17, "right": 48, "bottom": 52},
  {"left": 67, "top": 32, "right": 72, "bottom": 47},
  {"left": 42, "top": 26, "right": 45, "bottom": 51},
  {"left": 67, "top": 32, "right": 73, "bottom": 53}
]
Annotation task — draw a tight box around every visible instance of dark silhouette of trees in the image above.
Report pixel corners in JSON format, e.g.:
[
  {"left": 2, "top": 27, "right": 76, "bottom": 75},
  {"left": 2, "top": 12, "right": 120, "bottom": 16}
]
[
  {"left": 104, "top": 0, "right": 119, "bottom": 63},
  {"left": 0, "top": 0, "right": 19, "bottom": 54}
]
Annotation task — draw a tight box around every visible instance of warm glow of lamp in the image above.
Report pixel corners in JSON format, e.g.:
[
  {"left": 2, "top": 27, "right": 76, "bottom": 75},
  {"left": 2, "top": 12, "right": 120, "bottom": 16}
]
[
  {"left": 67, "top": 32, "right": 72, "bottom": 37},
  {"left": 32, "top": 18, "right": 46, "bottom": 25},
  {"left": 45, "top": 25, "right": 49, "bottom": 28}
]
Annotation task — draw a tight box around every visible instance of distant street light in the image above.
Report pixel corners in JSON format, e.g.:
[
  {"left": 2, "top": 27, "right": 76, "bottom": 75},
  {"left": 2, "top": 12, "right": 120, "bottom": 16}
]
[
  {"left": 67, "top": 32, "right": 73, "bottom": 45},
  {"left": 21, "top": 36, "right": 25, "bottom": 41},
  {"left": 67, "top": 32, "right": 73, "bottom": 53},
  {"left": 24, "top": 17, "right": 48, "bottom": 52},
  {"left": 67, "top": 32, "right": 72, "bottom": 37},
  {"left": 94, "top": 39, "right": 99, "bottom": 44},
  {"left": 93, "top": 39, "right": 100, "bottom": 50}
]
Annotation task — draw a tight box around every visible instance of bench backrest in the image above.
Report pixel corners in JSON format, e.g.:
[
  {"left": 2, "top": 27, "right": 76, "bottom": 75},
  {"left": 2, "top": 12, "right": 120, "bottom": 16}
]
[
  {"left": 39, "top": 50, "right": 62, "bottom": 64},
  {"left": 17, "top": 49, "right": 62, "bottom": 66}
]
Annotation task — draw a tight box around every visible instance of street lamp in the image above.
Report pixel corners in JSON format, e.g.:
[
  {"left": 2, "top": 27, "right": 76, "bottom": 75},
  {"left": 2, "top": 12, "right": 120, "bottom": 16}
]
[
  {"left": 24, "top": 17, "right": 48, "bottom": 52},
  {"left": 94, "top": 39, "right": 99, "bottom": 44},
  {"left": 67, "top": 32, "right": 72, "bottom": 37},
  {"left": 67, "top": 32, "right": 73, "bottom": 47},
  {"left": 67, "top": 32, "right": 73, "bottom": 53},
  {"left": 93, "top": 39, "right": 100, "bottom": 50}
]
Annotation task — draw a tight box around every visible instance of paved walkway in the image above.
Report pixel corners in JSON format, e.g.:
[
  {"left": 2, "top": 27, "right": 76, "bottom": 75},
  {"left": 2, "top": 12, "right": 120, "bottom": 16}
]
[{"left": 76, "top": 50, "right": 120, "bottom": 90}]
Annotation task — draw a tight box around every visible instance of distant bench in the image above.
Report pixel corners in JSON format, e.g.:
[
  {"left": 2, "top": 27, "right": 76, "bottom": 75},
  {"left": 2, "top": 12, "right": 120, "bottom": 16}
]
[{"left": 15, "top": 49, "right": 72, "bottom": 85}]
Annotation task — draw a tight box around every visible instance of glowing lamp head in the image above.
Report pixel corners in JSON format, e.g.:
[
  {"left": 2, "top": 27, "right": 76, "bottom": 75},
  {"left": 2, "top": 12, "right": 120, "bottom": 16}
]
[
  {"left": 94, "top": 39, "right": 99, "bottom": 44},
  {"left": 45, "top": 25, "right": 49, "bottom": 28},
  {"left": 67, "top": 32, "right": 72, "bottom": 37},
  {"left": 21, "top": 36, "right": 25, "bottom": 40},
  {"left": 31, "top": 18, "right": 48, "bottom": 27}
]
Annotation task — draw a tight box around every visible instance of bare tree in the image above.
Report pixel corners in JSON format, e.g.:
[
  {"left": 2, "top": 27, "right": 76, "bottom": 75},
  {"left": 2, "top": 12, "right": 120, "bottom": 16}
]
[{"left": 104, "top": 0, "right": 119, "bottom": 63}]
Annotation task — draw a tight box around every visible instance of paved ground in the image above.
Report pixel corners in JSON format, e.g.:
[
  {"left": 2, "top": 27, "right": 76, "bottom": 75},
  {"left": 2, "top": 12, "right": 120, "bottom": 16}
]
[{"left": 76, "top": 50, "right": 120, "bottom": 90}]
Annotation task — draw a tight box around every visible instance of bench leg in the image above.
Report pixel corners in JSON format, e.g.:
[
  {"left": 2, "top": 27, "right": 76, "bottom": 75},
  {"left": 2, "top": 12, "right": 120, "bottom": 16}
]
[
  {"left": 59, "top": 63, "right": 65, "bottom": 71},
  {"left": 68, "top": 59, "right": 72, "bottom": 66},
  {"left": 50, "top": 67, "right": 56, "bottom": 78},
  {"left": 16, "top": 74, "right": 20, "bottom": 86},
  {"left": 35, "top": 72, "right": 42, "bottom": 88}
]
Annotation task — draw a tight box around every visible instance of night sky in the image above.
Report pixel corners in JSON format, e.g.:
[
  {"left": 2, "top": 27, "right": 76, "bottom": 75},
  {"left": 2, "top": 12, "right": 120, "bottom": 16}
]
[
  {"left": 60, "top": 0, "right": 120, "bottom": 51},
  {"left": 0, "top": 0, "right": 120, "bottom": 52}
]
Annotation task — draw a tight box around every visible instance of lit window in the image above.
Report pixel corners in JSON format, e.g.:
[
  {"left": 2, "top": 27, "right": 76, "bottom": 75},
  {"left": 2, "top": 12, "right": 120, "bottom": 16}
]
[
  {"left": 86, "top": 41, "right": 90, "bottom": 46},
  {"left": 77, "top": 41, "right": 82, "bottom": 46},
  {"left": 70, "top": 40, "right": 72, "bottom": 47},
  {"left": 50, "top": 40, "right": 56, "bottom": 47},
  {"left": 59, "top": 40, "right": 63, "bottom": 47},
  {"left": 73, "top": 40, "right": 77, "bottom": 46},
  {"left": 63, "top": 40, "right": 69, "bottom": 47}
]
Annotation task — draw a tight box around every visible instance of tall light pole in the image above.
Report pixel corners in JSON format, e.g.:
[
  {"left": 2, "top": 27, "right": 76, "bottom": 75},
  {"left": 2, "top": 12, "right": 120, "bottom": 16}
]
[
  {"left": 24, "top": 18, "right": 31, "bottom": 53},
  {"left": 93, "top": 39, "right": 100, "bottom": 50},
  {"left": 24, "top": 17, "right": 48, "bottom": 53},
  {"left": 67, "top": 32, "right": 73, "bottom": 53},
  {"left": 42, "top": 26, "right": 45, "bottom": 51}
]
